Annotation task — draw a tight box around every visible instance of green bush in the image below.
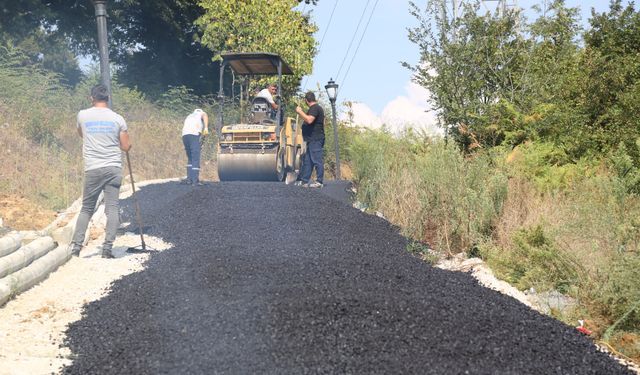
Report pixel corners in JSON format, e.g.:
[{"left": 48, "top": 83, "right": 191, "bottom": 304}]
[
  {"left": 348, "top": 130, "right": 397, "bottom": 204},
  {"left": 157, "top": 85, "right": 202, "bottom": 114},
  {"left": 594, "top": 252, "right": 640, "bottom": 332},
  {"left": 506, "top": 142, "right": 597, "bottom": 191},
  {"left": 609, "top": 141, "right": 640, "bottom": 195},
  {"left": 509, "top": 225, "right": 578, "bottom": 293}
]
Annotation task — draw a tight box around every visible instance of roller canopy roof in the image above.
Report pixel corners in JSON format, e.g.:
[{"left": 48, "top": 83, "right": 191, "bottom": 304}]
[{"left": 220, "top": 52, "right": 294, "bottom": 75}]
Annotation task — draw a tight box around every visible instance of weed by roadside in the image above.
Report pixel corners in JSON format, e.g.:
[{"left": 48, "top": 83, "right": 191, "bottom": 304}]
[{"left": 406, "top": 240, "right": 440, "bottom": 265}]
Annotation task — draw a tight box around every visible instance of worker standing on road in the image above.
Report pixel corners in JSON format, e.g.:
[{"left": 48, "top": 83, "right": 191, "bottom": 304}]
[
  {"left": 70, "top": 84, "right": 131, "bottom": 259},
  {"left": 181, "top": 108, "right": 209, "bottom": 186},
  {"left": 295, "top": 92, "right": 325, "bottom": 188}
]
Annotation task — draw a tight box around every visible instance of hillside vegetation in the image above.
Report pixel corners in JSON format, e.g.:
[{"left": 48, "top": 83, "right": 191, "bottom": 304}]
[
  {"left": 0, "top": 46, "right": 218, "bottom": 216},
  {"left": 343, "top": 0, "right": 640, "bottom": 361},
  {"left": 347, "top": 131, "right": 640, "bottom": 361}
]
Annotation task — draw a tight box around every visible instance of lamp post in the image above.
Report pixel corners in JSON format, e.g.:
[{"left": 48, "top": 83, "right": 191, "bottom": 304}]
[
  {"left": 325, "top": 78, "right": 340, "bottom": 180},
  {"left": 92, "top": 0, "right": 112, "bottom": 107}
]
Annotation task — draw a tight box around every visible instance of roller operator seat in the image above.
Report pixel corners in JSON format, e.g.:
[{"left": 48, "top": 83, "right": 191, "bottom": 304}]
[{"left": 250, "top": 97, "right": 273, "bottom": 124}]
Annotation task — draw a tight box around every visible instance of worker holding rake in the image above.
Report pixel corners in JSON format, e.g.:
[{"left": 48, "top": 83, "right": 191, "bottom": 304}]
[{"left": 70, "top": 84, "right": 131, "bottom": 259}]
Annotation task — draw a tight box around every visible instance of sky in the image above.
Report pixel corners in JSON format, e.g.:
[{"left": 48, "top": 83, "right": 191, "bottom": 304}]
[{"left": 296, "top": 0, "right": 635, "bottom": 134}]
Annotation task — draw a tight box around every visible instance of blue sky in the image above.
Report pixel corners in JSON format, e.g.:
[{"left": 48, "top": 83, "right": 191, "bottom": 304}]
[{"left": 296, "top": 0, "right": 635, "bottom": 131}]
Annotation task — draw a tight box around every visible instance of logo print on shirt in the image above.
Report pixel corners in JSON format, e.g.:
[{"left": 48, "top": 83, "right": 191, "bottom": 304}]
[{"left": 85, "top": 121, "right": 117, "bottom": 134}]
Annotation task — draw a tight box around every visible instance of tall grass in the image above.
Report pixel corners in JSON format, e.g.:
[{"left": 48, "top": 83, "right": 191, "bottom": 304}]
[{"left": 349, "top": 131, "right": 508, "bottom": 255}]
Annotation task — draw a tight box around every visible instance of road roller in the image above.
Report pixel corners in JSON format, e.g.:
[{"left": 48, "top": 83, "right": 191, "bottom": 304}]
[{"left": 216, "top": 52, "right": 304, "bottom": 182}]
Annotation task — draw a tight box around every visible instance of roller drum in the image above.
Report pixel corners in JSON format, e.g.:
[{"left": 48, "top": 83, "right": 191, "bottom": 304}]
[{"left": 218, "top": 149, "right": 279, "bottom": 181}]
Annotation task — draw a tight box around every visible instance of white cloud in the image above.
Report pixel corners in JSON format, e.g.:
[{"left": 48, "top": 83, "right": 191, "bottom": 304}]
[
  {"left": 344, "top": 102, "right": 383, "bottom": 129},
  {"left": 343, "top": 82, "right": 443, "bottom": 136}
]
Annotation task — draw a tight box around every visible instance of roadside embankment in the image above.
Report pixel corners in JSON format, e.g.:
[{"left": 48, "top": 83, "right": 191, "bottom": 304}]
[{"left": 0, "top": 179, "right": 174, "bottom": 375}]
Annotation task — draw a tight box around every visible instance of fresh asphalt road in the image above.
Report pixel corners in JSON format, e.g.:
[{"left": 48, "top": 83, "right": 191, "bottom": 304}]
[{"left": 62, "top": 181, "right": 633, "bottom": 374}]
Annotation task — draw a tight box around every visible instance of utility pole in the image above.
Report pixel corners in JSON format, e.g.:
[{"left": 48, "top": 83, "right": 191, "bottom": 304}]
[
  {"left": 92, "top": 0, "right": 112, "bottom": 108},
  {"left": 453, "top": 0, "right": 458, "bottom": 22}
]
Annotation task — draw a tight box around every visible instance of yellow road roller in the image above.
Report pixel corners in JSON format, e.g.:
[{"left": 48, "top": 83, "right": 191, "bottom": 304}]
[{"left": 216, "top": 52, "right": 304, "bottom": 182}]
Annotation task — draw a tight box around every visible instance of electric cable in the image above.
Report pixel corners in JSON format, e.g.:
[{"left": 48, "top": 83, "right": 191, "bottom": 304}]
[
  {"left": 317, "top": 0, "right": 339, "bottom": 53},
  {"left": 338, "top": 0, "right": 380, "bottom": 92},
  {"left": 334, "top": 0, "right": 371, "bottom": 81},
  {"left": 302, "top": 0, "right": 339, "bottom": 91}
]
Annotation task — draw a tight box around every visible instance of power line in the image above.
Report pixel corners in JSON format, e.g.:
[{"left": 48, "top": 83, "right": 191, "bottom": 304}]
[
  {"left": 335, "top": 0, "right": 371, "bottom": 80},
  {"left": 339, "top": 0, "right": 380, "bottom": 91},
  {"left": 302, "top": 0, "right": 339, "bottom": 91},
  {"left": 317, "top": 0, "right": 339, "bottom": 55}
]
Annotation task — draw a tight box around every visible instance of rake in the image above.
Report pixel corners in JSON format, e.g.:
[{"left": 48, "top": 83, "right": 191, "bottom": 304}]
[{"left": 124, "top": 151, "right": 157, "bottom": 253}]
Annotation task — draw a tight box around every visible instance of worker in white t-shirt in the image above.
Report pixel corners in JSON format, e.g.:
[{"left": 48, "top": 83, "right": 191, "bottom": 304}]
[
  {"left": 181, "top": 108, "right": 209, "bottom": 186},
  {"left": 256, "top": 83, "right": 279, "bottom": 111}
]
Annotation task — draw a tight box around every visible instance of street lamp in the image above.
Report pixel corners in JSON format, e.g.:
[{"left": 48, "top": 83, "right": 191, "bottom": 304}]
[
  {"left": 92, "top": 0, "right": 112, "bottom": 107},
  {"left": 325, "top": 78, "right": 340, "bottom": 180}
]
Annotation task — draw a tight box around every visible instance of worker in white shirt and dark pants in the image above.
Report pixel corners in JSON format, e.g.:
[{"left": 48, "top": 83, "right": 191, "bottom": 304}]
[{"left": 181, "top": 108, "right": 209, "bottom": 186}]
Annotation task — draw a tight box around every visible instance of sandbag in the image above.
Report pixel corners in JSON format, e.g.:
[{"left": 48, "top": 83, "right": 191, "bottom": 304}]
[
  {"left": 0, "top": 232, "right": 25, "bottom": 257},
  {"left": 0, "top": 236, "right": 56, "bottom": 278},
  {"left": 0, "top": 245, "right": 71, "bottom": 306}
]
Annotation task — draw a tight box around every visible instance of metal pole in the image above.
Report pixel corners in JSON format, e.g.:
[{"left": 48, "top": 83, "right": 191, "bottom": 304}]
[
  {"left": 93, "top": 0, "right": 112, "bottom": 108},
  {"left": 217, "top": 62, "right": 225, "bottom": 134},
  {"left": 125, "top": 151, "right": 147, "bottom": 251},
  {"left": 276, "top": 58, "right": 282, "bottom": 126},
  {"left": 330, "top": 99, "right": 341, "bottom": 180}
]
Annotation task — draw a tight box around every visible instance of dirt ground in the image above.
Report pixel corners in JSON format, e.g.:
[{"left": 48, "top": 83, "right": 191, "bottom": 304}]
[{"left": 0, "top": 195, "right": 57, "bottom": 231}]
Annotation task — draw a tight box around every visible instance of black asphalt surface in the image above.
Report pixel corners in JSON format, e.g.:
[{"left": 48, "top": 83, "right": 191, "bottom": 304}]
[{"left": 62, "top": 181, "right": 633, "bottom": 374}]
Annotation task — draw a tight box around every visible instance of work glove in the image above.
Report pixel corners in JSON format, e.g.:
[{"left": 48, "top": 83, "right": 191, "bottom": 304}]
[{"left": 202, "top": 128, "right": 209, "bottom": 136}]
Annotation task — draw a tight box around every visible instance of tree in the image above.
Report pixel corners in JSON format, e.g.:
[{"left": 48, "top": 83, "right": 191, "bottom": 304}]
[
  {"left": 406, "top": 0, "right": 592, "bottom": 152},
  {"left": 0, "top": 0, "right": 81, "bottom": 84},
  {"left": 406, "top": 0, "right": 530, "bottom": 150},
  {"left": 575, "top": 0, "right": 640, "bottom": 157},
  {"left": 47, "top": 0, "right": 218, "bottom": 96},
  {"left": 526, "top": 0, "right": 582, "bottom": 109},
  {"left": 0, "top": 0, "right": 318, "bottom": 99},
  {"left": 196, "top": 0, "right": 317, "bottom": 98}
]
